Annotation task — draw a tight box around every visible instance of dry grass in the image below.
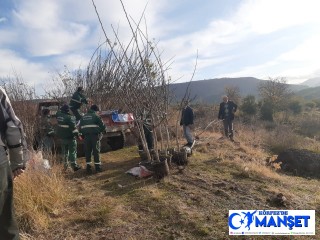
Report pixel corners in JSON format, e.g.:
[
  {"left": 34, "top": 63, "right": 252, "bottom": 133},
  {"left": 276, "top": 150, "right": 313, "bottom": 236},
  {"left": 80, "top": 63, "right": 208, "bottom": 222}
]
[
  {"left": 230, "top": 159, "right": 285, "bottom": 182},
  {"left": 294, "top": 111, "right": 320, "bottom": 138},
  {"left": 15, "top": 162, "right": 69, "bottom": 235},
  {"left": 14, "top": 120, "right": 320, "bottom": 240}
]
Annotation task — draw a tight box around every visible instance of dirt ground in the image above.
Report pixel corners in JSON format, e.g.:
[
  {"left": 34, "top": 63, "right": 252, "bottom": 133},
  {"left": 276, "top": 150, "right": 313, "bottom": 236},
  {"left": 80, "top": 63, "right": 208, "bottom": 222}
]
[{"left": 23, "top": 131, "right": 320, "bottom": 240}]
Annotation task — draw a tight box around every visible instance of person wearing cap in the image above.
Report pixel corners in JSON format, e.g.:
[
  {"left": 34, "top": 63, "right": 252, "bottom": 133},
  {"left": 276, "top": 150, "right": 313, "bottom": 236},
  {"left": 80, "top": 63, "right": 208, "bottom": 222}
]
[
  {"left": 56, "top": 104, "right": 81, "bottom": 171},
  {"left": 0, "top": 86, "right": 27, "bottom": 239},
  {"left": 218, "top": 95, "right": 238, "bottom": 141},
  {"left": 69, "top": 87, "right": 88, "bottom": 121},
  {"left": 79, "top": 105, "right": 106, "bottom": 173}
]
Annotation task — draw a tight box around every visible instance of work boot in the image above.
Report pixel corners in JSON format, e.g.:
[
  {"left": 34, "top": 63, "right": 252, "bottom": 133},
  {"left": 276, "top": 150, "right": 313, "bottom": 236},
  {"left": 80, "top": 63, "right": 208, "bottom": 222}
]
[
  {"left": 86, "top": 164, "right": 92, "bottom": 174},
  {"left": 95, "top": 165, "right": 102, "bottom": 173},
  {"left": 72, "top": 164, "right": 82, "bottom": 172}
]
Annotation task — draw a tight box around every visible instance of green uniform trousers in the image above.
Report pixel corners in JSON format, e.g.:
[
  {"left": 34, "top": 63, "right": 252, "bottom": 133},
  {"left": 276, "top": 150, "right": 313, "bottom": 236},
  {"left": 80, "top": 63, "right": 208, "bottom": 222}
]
[
  {"left": 84, "top": 134, "right": 101, "bottom": 165},
  {"left": 61, "top": 138, "right": 78, "bottom": 168},
  {"left": 70, "top": 108, "right": 82, "bottom": 122},
  {"left": 0, "top": 154, "right": 20, "bottom": 240}
]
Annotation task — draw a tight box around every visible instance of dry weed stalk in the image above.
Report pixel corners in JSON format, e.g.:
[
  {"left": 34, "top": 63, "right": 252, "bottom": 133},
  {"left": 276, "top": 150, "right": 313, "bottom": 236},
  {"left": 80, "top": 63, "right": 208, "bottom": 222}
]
[
  {"left": 0, "top": 73, "right": 38, "bottom": 145},
  {"left": 88, "top": 0, "right": 176, "bottom": 163}
]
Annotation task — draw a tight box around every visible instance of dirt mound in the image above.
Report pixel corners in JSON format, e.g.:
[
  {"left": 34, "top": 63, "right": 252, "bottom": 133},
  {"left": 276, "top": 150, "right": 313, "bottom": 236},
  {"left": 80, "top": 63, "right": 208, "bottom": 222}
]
[{"left": 275, "top": 148, "right": 320, "bottom": 178}]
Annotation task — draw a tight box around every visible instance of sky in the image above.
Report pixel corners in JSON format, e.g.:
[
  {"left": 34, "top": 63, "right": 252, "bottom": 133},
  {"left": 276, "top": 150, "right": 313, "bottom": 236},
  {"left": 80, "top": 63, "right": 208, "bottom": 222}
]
[{"left": 1, "top": 0, "right": 320, "bottom": 93}]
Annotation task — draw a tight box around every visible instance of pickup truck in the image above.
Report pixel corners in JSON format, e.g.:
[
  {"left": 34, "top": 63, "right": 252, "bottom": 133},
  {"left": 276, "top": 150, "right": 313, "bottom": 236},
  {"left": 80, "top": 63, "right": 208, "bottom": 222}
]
[{"left": 34, "top": 100, "right": 134, "bottom": 157}]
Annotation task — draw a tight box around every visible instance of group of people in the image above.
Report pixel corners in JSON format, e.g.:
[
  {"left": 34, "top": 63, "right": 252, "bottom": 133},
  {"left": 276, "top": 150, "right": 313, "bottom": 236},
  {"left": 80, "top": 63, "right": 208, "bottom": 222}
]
[
  {"left": 0, "top": 83, "right": 238, "bottom": 238},
  {"left": 0, "top": 86, "right": 107, "bottom": 239},
  {"left": 180, "top": 95, "right": 238, "bottom": 146},
  {"left": 42, "top": 87, "right": 106, "bottom": 173},
  {"left": 59, "top": 87, "right": 107, "bottom": 173}
]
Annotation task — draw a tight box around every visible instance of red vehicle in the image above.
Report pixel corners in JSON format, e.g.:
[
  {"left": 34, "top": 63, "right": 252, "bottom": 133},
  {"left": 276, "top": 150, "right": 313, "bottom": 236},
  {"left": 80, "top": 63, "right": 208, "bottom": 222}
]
[
  {"left": 35, "top": 100, "right": 134, "bottom": 157},
  {"left": 98, "top": 110, "right": 134, "bottom": 151}
]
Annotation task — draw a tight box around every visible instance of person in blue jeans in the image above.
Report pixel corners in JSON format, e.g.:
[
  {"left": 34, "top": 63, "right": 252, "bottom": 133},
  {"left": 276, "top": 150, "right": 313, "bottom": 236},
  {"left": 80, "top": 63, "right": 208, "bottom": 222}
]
[{"left": 180, "top": 101, "right": 195, "bottom": 147}]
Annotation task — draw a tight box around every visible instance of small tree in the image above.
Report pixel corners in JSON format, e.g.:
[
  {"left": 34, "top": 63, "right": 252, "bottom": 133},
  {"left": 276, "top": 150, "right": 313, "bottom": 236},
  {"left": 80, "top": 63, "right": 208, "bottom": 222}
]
[
  {"left": 258, "top": 77, "right": 292, "bottom": 120},
  {"left": 0, "top": 73, "right": 38, "bottom": 146},
  {"left": 260, "top": 100, "right": 274, "bottom": 121},
  {"left": 305, "top": 101, "right": 315, "bottom": 109},
  {"left": 288, "top": 100, "right": 302, "bottom": 115},
  {"left": 225, "top": 85, "right": 241, "bottom": 104},
  {"left": 312, "top": 99, "right": 320, "bottom": 108},
  {"left": 240, "top": 94, "right": 258, "bottom": 119}
]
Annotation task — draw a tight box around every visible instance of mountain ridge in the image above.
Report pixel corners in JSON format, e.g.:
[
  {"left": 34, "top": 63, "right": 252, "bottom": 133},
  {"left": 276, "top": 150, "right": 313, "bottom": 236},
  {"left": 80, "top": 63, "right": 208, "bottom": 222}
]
[
  {"left": 169, "top": 77, "right": 308, "bottom": 103},
  {"left": 301, "top": 77, "right": 320, "bottom": 87}
]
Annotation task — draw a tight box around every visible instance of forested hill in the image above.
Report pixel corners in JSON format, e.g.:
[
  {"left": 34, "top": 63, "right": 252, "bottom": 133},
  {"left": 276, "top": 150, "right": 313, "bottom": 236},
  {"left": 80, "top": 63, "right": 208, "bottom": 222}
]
[{"left": 169, "top": 77, "right": 307, "bottom": 103}]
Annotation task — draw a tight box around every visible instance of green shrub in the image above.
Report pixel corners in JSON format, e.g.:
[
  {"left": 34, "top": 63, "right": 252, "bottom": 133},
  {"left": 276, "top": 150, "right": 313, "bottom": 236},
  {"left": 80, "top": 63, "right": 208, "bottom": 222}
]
[
  {"left": 260, "top": 101, "right": 274, "bottom": 121},
  {"left": 240, "top": 95, "right": 258, "bottom": 116},
  {"left": 305, "top": 101, "right": 316, "bottom": 109},
  {"left": 288, "top": 100, "right": 302, "bottom": 114}
]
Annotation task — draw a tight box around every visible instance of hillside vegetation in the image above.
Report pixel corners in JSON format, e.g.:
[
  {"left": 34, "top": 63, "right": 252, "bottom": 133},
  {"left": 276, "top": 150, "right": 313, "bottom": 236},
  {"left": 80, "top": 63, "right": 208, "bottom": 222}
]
[
  {"left": 170, "top": 77, "right": 308, "bottom": 103},
  {"left": 296, "top": 86, "right": 320, "bottom": 100}
]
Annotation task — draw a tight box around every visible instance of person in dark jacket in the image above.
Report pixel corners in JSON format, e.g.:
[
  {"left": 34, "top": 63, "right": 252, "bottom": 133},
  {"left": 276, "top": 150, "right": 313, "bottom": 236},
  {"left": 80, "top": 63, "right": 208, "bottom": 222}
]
[
  {"left": 39, "top": 108, "right": 54, "bottom": 153},
  {"left": 69, "top": 87, "right": 88, "bottom": 121},
  {"left": 0, "top": 86, "right": 27, "bottom": 239},
  {"left": 218, "top": 96, "right": 237, "bottom": 140},
  {"left": 56, "top": 104, "right": 81, "bottom": 171},
  {"left": 142, "top": 109, "right": 154, "bottom": 150},
  {"left": 79, "top": 105, "right": 106, "bottom": 173},
  {"left": 180, "top": 101, "right": 195, "bottom": 147}
]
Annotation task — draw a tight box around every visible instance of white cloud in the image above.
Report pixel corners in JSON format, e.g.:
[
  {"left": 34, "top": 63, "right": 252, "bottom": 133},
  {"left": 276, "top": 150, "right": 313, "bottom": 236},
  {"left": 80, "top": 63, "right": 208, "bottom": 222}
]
[
  {"left": 0, "top": 17, "right": 7, "bottom": 23},
  {"left": 13, "top": 1, "right": 59, "bottom": 29},
  {"left": 220, "top": 30, "right": 320, "bottom": 82},
  {"left": 216, "top": 60, "right": 277, "bottom": 79},
  {"left": 25, "top": 23, "right": 89, "bottom": 56},
  {"left": 236, "top": 0, "right": 320, "bottom": 34},
  {"left": 279, "top": 34, "right": 320, "bottom": 62},
  {"left": 2, "top": 0, "right": 320, "bottom": 90},
  {"left": 8, "top": 0, "right": 173, "bottom": 57},
  {"left": 0, "top": 29, "right": 18, "bottom": 45},
  {"left": 51, "top": 54, "right": 91, "bottom": 72},
  {"left": 11, "top": 1, "right": 90, "bottom": 56},
  {"left": 0, "top": 49, "right": 51, "bottom": 87},
  {"left": 192, "top": 0, "right": 320, "bottom": 82}
]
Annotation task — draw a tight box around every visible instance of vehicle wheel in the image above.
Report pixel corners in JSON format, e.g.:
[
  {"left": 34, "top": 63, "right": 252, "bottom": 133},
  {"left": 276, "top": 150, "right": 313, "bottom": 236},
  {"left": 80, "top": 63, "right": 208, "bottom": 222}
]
[
  {"left": 100, "top": 137, "right": 111, "bottom": 153},
  {"left": 108, "top": 132, "right": 125, "bottom": 151}
]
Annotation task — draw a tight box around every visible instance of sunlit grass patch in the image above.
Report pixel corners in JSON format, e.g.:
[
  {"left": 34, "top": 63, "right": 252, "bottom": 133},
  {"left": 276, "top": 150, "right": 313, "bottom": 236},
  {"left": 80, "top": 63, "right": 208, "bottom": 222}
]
[{"left": 15, "top": 164, "right": 69, "bottom": 234}]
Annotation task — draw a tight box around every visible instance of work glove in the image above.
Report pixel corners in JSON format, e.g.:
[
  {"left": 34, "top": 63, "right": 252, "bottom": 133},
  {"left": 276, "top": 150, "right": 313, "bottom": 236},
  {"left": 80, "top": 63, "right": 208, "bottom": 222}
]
[{"left": 78, "top": 133, "right": 84, "bottom": 141}]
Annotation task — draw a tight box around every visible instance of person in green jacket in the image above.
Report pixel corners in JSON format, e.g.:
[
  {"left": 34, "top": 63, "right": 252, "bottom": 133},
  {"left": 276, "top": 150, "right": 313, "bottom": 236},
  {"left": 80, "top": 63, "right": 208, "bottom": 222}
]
[
  {"left": 79, "top": 105, "right": 106, "bottom": 173},
  {"left": 69, "top": 87, "right": 88, "bottom": 121},
  {"left": 56, "top": 104, "right": 81, "bottom": 171}
]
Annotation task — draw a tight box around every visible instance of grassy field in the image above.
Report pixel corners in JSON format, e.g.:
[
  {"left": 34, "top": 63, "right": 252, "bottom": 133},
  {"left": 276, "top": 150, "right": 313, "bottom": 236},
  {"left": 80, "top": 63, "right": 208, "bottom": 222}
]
[{"left": 15, "top": 131, "right": 320, "bottom": 240}]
